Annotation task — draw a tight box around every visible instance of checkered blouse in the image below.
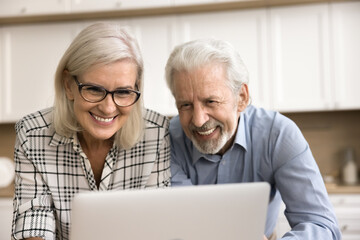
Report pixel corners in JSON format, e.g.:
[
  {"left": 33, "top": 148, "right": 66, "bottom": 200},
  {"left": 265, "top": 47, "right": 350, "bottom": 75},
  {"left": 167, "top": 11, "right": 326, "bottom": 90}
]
[{"left": 12, "top": 108, "right": 171, "bottom": 240}]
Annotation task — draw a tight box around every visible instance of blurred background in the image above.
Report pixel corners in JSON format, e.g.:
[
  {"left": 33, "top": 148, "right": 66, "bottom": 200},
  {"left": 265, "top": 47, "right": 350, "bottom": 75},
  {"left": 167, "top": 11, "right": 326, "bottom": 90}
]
[{"left": 0, "top": 0, "right": 359, "bottom": 239}]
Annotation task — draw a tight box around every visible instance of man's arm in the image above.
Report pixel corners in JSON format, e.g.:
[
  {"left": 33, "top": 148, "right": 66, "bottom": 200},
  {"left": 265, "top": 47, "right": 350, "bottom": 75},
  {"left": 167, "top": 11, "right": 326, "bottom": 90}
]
[{"left": 271, "top": 117, "right": 341, "bottom": 239}]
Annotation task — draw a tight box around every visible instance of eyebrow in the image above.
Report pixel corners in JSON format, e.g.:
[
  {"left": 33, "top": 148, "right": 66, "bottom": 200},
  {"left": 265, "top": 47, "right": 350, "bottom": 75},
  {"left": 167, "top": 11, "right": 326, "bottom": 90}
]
[
  {"left": 83, "top": 82, "right": 136, "bottom": 90},
  {"left": 114, "top": 85, "right": 136, "bottom": 90}
]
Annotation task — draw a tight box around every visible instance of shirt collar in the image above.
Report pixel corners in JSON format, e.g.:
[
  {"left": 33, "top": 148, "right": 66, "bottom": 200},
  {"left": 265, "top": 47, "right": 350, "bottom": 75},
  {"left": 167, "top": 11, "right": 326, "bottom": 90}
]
[
  {"left": 49, "top": 131, "right": 119, "bottom": 154},
  {"left": 49, "top": 131, "right": 74, "bottom": 147},
  {"left": 191, "top": 111, "right": 248, "bottom": 165},
  {"left": 234, "top": 111, "right": 248, "bottom": 151}
]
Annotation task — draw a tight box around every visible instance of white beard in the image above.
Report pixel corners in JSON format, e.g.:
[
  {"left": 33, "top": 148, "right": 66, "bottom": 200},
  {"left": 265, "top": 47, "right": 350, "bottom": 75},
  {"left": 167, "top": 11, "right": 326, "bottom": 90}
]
[{"left": 190, "top": 116, "right": 238, "bottom": 155}]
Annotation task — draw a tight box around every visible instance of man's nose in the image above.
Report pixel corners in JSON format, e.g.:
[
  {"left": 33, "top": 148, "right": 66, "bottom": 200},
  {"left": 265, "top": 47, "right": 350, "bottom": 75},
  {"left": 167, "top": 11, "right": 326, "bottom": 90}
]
[{"left": 192, "top": 105, "right": 209, "bottom": 128}]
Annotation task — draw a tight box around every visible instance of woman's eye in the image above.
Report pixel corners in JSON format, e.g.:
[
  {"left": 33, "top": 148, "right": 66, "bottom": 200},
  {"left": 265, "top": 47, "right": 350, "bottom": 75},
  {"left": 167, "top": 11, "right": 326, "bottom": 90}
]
[
  {"left": 85, "top": 86, "right": 104, "bottom": 94},
  {"left": 115, "top": 89, "right": 132, "bottom": 97}
]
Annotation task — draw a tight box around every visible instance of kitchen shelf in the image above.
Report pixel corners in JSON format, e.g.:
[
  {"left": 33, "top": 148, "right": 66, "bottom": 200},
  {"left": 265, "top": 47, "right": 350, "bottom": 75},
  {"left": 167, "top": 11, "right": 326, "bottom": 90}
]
[{"left": 326, "top": 183, "right": 360, "bottom": 194}]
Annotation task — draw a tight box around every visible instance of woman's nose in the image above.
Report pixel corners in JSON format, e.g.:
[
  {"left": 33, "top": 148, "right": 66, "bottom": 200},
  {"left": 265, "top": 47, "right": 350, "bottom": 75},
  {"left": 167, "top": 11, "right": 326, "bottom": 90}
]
[{"left": 98, "top": 93, "right": 117, "bottom": 113}]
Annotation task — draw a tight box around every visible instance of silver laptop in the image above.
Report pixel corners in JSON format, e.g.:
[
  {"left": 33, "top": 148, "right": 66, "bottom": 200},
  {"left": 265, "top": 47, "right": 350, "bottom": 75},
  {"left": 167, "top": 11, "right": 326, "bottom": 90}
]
[{"left": 70, "top": 182, "right": 270, "bottom": 240}]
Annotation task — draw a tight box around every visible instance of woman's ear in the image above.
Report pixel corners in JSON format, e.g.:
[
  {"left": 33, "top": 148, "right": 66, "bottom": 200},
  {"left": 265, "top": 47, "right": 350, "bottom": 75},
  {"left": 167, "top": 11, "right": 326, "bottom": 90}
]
[
  {"left": 237, "top": 84, "right": 249, "bottom": 112},
  {"left": 63, "top": 70, "right": 74, "bottom": 100}
]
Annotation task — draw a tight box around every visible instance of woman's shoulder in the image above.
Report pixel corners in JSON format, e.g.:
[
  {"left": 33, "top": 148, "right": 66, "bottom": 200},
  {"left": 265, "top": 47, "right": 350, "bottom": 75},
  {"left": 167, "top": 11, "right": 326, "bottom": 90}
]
[
  {"left": 143, "top": 108, "right": 170, "bottom": 129},
  {"left": 15, "top": 107, "right": 54, "bottom": 135}
]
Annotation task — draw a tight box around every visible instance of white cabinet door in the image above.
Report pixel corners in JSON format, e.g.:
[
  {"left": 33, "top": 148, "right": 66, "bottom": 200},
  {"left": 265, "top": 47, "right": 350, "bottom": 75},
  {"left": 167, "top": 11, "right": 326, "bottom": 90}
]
[
  {"left": 329, "top": 194, "right": 360, "bottom": 239},
  {"left": 269, "top": 4, "right": 332, "bottom": 112},
  {"left": 0, "top": 0, "right": 71, "bottom": 17},
  {"left": 175, "top": 9, "right": 270, "bottom": 109},
  {"left": 277, "top": 194, "right": 360, "bottom": 239},
  {"left": 0, "top": 198, "right": 13, "bottom": 240},
  {"left": 0, "top": 23, "right": 77, "bottom": 122},
  {"left": 128, "top": 16, "right": 178, "bottom": 116},
  {"left": 275, "top": 200, "right": 291, "bottom": 237},
  {"left": 71, "top": 0, "right": 170, "bottom": 13},
  {"left": 331, "top": 2, "right": 360, "bottom": 110}
]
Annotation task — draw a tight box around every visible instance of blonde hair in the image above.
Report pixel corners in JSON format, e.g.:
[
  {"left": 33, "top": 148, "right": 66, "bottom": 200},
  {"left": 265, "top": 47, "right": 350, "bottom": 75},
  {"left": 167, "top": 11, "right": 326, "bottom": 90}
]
[{"left": 53, "top": 22, "right": 145, "bottom": 149}]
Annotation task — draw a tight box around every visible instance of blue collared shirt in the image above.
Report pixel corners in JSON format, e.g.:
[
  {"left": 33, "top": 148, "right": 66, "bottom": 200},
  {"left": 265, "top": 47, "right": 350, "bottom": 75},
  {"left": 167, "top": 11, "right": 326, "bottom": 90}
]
[{"left": 170, "top": 105, "right": 341, "bottom": 240}]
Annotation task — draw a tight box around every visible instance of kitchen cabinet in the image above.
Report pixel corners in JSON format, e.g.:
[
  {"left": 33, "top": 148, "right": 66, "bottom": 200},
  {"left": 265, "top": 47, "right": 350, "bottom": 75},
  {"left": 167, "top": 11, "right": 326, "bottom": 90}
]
[
  {"left": 175, "top": 9, "right": 270, "bottom": 109},
  {"left": 0, "top": 198, "right": 13, "bottom": 240},
  {"left": 0, "top": 18, "right": 177, "bottom": 121},
  {"left": 0, "top": 0, "right": 71, "bottom": 17},
  {"left": 128, "top": 16, "right": 178, "bottom": 116},
  {"left": 71, "top": 0, "right": 171, "bottom": 13},
  {"left": 0, "top": 23, "right": 77, "bottom": 122},
  {"left": 276, "top": 194, "right": 360, "bottom": 239},
  {"left": 330, "top": 194, "right": 360, "bottom": 240},
  {"left": 275, "top": 200, "right": 290, "bottom": 237},
  {"left": 331, "top": 2, "right": 360, "bottom": 110},
  {"left": 1, "top": 2, "right": 360, "bottom": 122},
  {"left": 268, "top": 4, "right": 332, "bottom": 112}
]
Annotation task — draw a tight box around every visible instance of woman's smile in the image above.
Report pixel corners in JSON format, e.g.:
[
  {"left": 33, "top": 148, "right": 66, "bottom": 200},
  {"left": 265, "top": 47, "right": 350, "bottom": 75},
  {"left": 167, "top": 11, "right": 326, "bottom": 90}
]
[{"left": 90, "top": 112, "right": 118, "bottom": 124}]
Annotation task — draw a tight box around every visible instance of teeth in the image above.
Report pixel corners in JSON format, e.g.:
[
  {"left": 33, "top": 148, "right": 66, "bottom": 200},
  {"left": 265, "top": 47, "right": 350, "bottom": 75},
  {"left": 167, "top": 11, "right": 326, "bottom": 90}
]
[
  {"left": 197, "top": 128, "right": 216, "bottom": 136},
  {"left": 93, "top": 115, "right": 114, "bottom": 122}
]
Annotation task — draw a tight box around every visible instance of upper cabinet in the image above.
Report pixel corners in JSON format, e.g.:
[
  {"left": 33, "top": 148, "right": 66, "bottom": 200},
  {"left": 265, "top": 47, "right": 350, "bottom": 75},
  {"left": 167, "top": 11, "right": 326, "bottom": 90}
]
[
  {"left": 331, "top": 2, "right": 360, "bottom": 110},
  {"left": 268, "top": 2, "right": 360, "bottom": 112},
  {"left": 175, "top": 9, "right": 270, "bottom": 109},
  {"left": 0, "top": 0, "right": 173, "bottom": 17},
  {"left": 0, "top": 23, "right": 77, "bottom": 122},
  {"left": 268, "top": 4, "right": 332, "bottom": 112},
  {"left": 71, "top": 0, "right": 170, "bottom": 13},
  {"left": 128, "top": 16, "right": 178, "bottom": 116},
  {"left": 0, "top": 2, "right": 359, "bottom": 122},
  {"left": 0, "top": 0, "right": 71, "bottom": 16}
]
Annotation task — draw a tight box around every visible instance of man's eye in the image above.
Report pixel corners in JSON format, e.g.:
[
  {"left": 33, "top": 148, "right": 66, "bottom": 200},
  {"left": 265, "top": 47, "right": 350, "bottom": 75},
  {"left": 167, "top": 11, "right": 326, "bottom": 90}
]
[
  {"left": 178, "top": 103, "right": 192, "bottom": 111},
  {"left": 207, "top": 100, "right": 219, "bottom": 106}
]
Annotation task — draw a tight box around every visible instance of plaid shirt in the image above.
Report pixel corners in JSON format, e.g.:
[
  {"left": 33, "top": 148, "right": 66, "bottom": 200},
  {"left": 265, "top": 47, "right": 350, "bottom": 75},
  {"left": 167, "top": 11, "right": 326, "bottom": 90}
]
[{"left": 12, "top": 108, "right": 171, "bottom": 240}]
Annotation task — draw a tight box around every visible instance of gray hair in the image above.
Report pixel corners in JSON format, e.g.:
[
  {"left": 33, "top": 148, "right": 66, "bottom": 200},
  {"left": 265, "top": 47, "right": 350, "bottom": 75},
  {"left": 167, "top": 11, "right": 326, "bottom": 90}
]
[
  {"left": 53, "top": 22, "right": 144, "bottom": 149},
  {"left": 165, "top": 38, "right": 249, "bottom": 97}
]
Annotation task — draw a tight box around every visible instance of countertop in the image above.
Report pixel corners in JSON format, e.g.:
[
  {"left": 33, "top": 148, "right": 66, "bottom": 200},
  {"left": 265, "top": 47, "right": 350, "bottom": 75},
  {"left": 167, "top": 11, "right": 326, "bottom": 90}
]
[{"left": 325, "top": 183, "right": 360, "bottom": 194}]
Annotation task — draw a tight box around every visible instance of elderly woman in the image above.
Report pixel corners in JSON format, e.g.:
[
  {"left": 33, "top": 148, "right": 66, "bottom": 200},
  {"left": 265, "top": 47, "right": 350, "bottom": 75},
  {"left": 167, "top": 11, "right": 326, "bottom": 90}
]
[{"left": 12, "top": 22, "right": 170, "bottom": 240}]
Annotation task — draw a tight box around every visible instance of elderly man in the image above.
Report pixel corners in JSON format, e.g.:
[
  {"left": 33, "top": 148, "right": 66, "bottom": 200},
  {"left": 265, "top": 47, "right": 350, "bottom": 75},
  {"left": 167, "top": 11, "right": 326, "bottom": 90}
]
[{"left": 165, "top": 38, "right": 341, "bottom": 240}]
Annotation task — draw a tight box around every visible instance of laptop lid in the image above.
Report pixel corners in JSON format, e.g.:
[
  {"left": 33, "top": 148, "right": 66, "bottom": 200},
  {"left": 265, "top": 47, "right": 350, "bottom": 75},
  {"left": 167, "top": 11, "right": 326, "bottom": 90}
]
[{"left": 70, "top": 182, "right": 270, "bottom": 240}]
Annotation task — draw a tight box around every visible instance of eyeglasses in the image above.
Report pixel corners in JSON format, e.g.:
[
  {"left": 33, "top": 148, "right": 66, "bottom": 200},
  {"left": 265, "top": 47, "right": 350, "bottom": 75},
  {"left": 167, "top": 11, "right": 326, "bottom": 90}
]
[{"left": 72, "top": 76, "right": 141, "bottom": 107}]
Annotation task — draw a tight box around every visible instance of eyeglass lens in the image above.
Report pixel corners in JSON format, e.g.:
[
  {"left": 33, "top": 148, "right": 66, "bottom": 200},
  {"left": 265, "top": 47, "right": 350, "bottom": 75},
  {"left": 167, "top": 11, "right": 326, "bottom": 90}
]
[{"left": 80, "top": 85, "right": 139, "bottom": 107}]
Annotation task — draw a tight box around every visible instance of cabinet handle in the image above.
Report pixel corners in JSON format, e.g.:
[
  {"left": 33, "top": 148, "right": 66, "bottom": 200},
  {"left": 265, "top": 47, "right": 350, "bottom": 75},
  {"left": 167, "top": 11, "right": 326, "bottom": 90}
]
[{"left": 341, "top": 225, "right": 348, "bottom": 232}]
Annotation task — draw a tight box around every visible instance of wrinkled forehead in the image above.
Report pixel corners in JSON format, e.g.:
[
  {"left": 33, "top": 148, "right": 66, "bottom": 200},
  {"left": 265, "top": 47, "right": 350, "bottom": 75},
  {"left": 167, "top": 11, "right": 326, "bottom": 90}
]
[{"left": 173, "top": 64, "right": 232, "bottom": 100}]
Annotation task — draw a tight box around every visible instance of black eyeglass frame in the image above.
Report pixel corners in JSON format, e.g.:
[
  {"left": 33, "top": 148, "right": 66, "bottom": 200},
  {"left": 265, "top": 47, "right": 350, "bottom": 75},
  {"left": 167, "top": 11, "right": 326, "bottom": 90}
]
[{"left": 72, "top": 75, "right": 141, "bottom": 107}]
